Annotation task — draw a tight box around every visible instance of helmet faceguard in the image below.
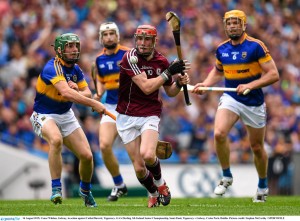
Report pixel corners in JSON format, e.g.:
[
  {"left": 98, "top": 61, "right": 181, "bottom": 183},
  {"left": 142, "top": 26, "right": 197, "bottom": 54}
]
[
  {"left": 54, "top": 33, "right": 80, "bottom": 64},
  {"left": 99, "top": 22, "right": 120, "bottom": 49},
  {"left": 134, "top": 24, "right": 157, "bottom": 57},
  {"left": 223, "top": 10, "right": 247, "bottom": 40}
]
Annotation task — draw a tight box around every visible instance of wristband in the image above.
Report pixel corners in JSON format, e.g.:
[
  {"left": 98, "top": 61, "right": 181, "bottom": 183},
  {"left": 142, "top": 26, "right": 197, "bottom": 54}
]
[
  {"left": 175, "top": 79, "right": 183, "bottom": 89},
  {"left": 161, "top": 70, "right": 170, "bottom": 82}
]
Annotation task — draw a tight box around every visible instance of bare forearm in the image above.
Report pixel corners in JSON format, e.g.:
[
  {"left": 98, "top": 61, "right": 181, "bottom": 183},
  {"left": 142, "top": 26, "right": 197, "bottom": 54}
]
[
  {"left": 133, "top": 73, "right": 165, "bottom": 95},
  {"left": 62, "top": 88, "right": 97, "bottom": 108},
  {"left": 78, "top": 90, "right": 92, "bottom": 98},
  {"left": 203, "top": 69, "right": 224, "bottom": 86},
  {"left": 248, "top": 71, "right": 279, "bottom": 90},
  {"left": 165, "top": 82, "right": 181, "bottom": 97}
]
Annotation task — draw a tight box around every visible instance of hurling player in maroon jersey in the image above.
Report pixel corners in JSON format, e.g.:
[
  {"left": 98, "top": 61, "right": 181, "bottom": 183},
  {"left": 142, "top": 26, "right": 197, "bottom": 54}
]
[{"left": 116, "top": 24, "right": 190, "bottom": 208}]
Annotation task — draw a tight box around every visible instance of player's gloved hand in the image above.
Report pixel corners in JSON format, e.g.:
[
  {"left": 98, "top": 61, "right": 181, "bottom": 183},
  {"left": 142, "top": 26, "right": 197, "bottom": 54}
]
[
  {"left": 167, "top": 59, "right": 185, "bottom": 75},
  {"left": 161, "top": 60, "right": 185, "bottom": 82}
]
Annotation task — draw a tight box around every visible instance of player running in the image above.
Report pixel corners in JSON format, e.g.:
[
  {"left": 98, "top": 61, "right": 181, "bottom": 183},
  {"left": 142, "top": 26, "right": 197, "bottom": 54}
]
[{"left": 116, "top": 24, "right": 190, "bottom": 208}]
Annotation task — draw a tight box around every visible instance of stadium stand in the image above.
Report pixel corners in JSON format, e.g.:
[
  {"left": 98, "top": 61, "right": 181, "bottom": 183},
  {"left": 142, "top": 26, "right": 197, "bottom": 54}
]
[{"left": 1, "top": 0, "right": 299, "bottom": 195}]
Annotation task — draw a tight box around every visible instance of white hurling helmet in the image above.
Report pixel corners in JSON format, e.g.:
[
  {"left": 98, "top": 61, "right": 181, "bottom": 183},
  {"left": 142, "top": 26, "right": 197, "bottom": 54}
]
[{"left": 99, "top": 22, "right": 120, "bottom": 44}]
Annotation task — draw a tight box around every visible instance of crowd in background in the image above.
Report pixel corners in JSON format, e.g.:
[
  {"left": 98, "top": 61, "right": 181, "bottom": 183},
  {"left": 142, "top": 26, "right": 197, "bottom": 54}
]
[{"left": 0, "top": 0, "right": 299, "bottom": 193}]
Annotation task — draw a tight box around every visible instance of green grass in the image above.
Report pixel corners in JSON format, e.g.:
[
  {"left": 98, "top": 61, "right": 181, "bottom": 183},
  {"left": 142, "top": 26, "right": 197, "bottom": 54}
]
[{"left": 0, "top": 196, "right": 299, "bottom": 216}]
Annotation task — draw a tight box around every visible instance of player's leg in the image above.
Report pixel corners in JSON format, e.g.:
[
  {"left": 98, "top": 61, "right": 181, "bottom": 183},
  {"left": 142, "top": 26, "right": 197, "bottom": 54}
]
[
  {"left": 141, "top": 129, "right": 171, "bottom": 206},
  {"left": 241, "top": 102, "right": 268, "bottom": 202},
  {"left": 213, "top": 108, "right": 239, "bottom": 195},
  {"left": 42, "top": 119, "right": 64, "bottom": 204},
  {"left": 30, "top": 112, "right": 63, "bottom": 205},
  {"left": 123, "top": 136, "right": 159, "bottom": 207},
  {"left": 247, "top": 125, "right": 269, "bottom": 202},
  {"left": 64, "top": 127, "right": 97, "bottom": 207},
  {"left": 99, "top": 120, "right": 127, "bottom": 201}
]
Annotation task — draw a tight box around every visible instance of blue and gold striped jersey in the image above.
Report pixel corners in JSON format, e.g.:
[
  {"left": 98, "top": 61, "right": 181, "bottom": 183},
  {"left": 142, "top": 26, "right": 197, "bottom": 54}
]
[
  {"left": 33, "top": 56, "right": 88, "bottom": 114},
  {"left": 95, "top": 44, "right": 129, "bottom": 104},
  {"left": 216, "top": 33, "right": 272, "bottom": 106}
]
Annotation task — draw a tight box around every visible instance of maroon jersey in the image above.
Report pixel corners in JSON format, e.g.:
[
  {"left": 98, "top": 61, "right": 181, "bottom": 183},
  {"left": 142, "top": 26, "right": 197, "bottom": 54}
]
[{"left": 116, "top": 48, "right": 173, "bottom": 117}]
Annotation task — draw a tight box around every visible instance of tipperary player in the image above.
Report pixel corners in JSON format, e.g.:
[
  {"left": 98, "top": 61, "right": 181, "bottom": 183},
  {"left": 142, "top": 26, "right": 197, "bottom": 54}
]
[
  {"left": 192, "top": 10, "right": 279, "bottom": 202},
  {"left": 30, "top": 33, "right": 105, "bottom": 207},
  {"left": 93, "top": 22, "right": 130, "bottom": 202}
]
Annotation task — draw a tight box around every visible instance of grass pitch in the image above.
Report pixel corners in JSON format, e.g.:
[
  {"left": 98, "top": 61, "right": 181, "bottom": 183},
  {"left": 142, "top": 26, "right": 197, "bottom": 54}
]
[{"left": 0, "top": 196, "right": 299, "bottom": 216}]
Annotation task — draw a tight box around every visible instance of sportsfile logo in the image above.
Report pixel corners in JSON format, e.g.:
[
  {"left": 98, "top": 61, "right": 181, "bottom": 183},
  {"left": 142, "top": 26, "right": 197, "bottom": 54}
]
[{"left": 0, "top": 218, "right": 20, "bottom": 221}]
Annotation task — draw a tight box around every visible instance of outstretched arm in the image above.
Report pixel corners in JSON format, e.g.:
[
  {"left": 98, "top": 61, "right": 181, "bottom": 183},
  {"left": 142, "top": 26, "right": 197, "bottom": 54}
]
[{"left": 54, "top": 80, "right": 105, "bottom": 114}]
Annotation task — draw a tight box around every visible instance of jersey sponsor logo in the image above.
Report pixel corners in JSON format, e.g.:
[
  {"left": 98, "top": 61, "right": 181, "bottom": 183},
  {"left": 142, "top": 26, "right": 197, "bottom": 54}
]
[
  {"left": 237, "top": 68, "right": 249, "bottom": 73},
  {"left": 141, "top": 65, "right": 153, "bottom": 70},
  {"left": 225, "top": 69, "right": 250, "bottom": 74}
]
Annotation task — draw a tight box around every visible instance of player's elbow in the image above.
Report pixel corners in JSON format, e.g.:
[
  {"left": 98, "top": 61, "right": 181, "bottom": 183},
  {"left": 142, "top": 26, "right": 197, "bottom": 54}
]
[
  {"left": 60, "top": 88, "right": 73, "bottom": 101},
  {"left": 271, "top": 71, "right": 280, "bottom": 83},
  {"left": 141, "top": 86, "right": 154, "bottom": 95}
]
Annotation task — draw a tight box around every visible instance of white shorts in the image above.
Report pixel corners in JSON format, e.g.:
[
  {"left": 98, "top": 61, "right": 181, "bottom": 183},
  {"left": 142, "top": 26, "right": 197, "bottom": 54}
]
[
  {"left": 116, "top": 114, "right": 160, "bottom": 144},
  {"left": 218, "top": 93, "right": 266, "bottom": 128},
  {"left": 100, "top": 103, "right": 118, "bottom": 124},
  {"left": 30, "top": 109, "right": 81, "bottom": 138}
]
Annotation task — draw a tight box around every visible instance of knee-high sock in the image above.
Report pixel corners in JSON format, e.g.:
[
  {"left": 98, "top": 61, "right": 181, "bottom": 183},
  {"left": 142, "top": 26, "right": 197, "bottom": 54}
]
[
  {"left": 138, "top": 170, "right": 157, "bottom": 194},
  {"left": 146, "top": 158, "right": 161, "bottom": 181}
]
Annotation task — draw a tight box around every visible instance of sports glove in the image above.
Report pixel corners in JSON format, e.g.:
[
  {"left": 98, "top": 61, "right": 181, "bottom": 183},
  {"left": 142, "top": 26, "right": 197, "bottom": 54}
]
[
  {"left": 167, "top": 60, "right": 185, "bottom": 75},
  {"left": 161, "top": 60, "right": 185, "bottom": 82}
]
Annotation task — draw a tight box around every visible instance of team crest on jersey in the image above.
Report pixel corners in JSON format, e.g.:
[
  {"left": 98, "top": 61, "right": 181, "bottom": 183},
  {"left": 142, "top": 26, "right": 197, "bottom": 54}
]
[
  {"left": 117, "top": 60, "right": 121, "bottom": 67},
  {"left": 72, "top": 75, "right": 77, "bottom": 82},
  {"left": 242, "top": 52, "right": 247, "bottom": 59}
]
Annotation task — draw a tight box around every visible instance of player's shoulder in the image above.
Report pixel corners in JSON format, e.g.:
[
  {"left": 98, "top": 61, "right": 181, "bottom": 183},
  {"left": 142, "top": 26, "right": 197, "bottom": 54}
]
[
  {"left": 217, "top": 39, "right": 231, "bottom": 49},
  {"left": 73, "top": 63, "right": 83, "bottom": 73},
  {"left": 43, "top": 57, "right": 56, "bottom": 72},
  {"left": 124, "top": 48, "right": 137, "bottom": 58},
  {"left": 245, "top": 34, "right": 267, "bottom": 48},
  {"left": 120, "top": 48, "right": 136, "bottom": 66},
  {"left": 153, "top": 50, "right": 168, "bottom": 62},
  {"left": 96, "top": 49, "right": 105, "bottom": 58},
  {"left": 119, "top": 44, "right": 131, "bottom": 51}
]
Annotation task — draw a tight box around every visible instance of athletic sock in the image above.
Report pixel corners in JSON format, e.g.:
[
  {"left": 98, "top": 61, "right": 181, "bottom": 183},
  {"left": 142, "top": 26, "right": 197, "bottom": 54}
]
[
  {"left": 113, "top": 175, "right": 124, "bottom": 186},
  {"left": 146, "top": 158, "right": 161, "bottom": 181},
  {"left": 258, "top": 177, "right": 268, "bottom": 189},
  {"left": 51, "top": 178, "right": 62, "bottom": 189},
  {"left": 153, "top": 178, "right": 164, "bottom": 187},
  {"left": 80, "top": 181, "right": 91, "bottom": 194},
  {"left": 222, "top": 168, "right": 232, "bottom": 178},
  {"left": 138, "top": 170, "right": 157, "bottom": 194}
]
